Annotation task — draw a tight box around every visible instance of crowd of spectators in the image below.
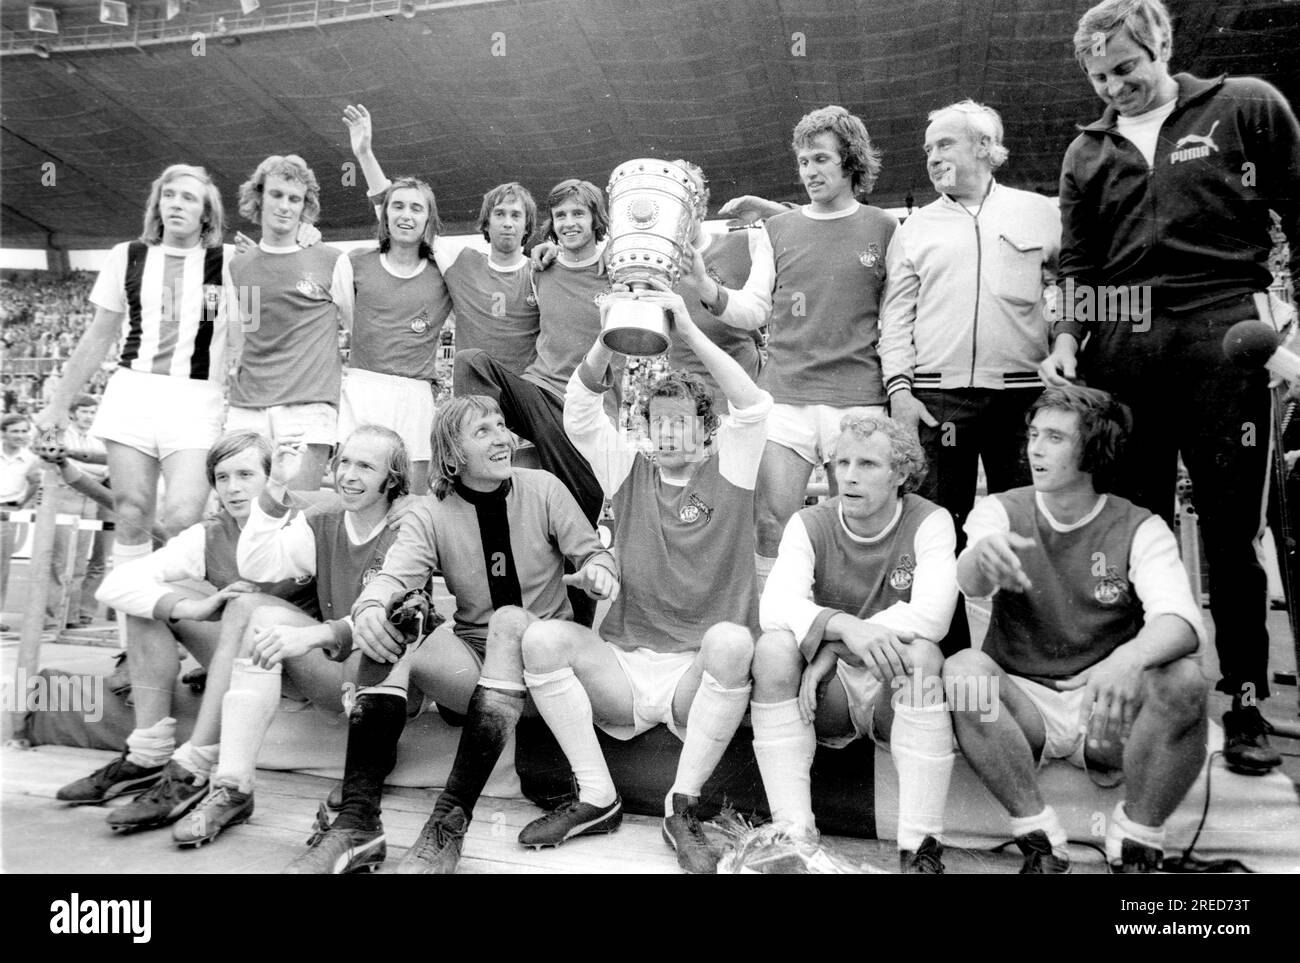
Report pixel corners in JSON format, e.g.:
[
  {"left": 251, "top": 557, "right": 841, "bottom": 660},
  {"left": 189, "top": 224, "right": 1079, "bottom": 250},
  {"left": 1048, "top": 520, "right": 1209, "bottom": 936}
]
[{"left": 1, "top": 271, "right": 106, "bottom": 415}]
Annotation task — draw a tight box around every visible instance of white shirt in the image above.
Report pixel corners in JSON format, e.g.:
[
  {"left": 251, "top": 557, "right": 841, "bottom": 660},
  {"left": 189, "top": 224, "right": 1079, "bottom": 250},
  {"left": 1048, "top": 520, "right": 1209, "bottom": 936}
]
[{"left": 1116, "top": 97, "right": 1178, "bottom": 167}]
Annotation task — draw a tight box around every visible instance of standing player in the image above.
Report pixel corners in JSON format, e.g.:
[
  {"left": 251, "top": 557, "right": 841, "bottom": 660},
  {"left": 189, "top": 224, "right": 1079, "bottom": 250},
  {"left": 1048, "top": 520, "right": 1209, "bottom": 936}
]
[
  {"left": 694, "top": 106, "right": 898, "bottom": 590},
  {"left": 283, "top": 397, "right": 616, "bottom": 873},
  {"left": 224, "top": 155, "right": 353, "bottom": 492},
  {"left": 878, "top": 100, "right": 1060, "bottom": 650},
  {"left": 37, "top": 165, "right": 231, "bottom": 599},
  {"left": 343, "top": 104, "right": 540, "bottom": 378},
  {"left": 339, "top": 175, "right": 453, "bottom": 495},
  {"left": 518, "top": 287, "right": 771, "bottom": 874},
  {"left": 162, "top": 426, "right": 413, "bottom": 847},
  {"left": 752, "top": 414, "right": 957, "bottom": 872},
  {"left": 1039, "top": 0, "right": 1299, "bottom": 774},
  {"left": 55, "top": 431, "right": 320, "bottom": 820},
  {"left": 947, "top": 385, "right": 1207, "bottom": 873}
]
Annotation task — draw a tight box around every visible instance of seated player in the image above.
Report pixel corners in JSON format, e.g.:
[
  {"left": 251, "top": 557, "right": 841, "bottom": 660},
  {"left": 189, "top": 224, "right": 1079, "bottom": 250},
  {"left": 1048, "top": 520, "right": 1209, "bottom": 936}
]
[
  {"left": 224, "top": 155, "right": 353, "bottom": 491},
  {"left": 56, "top": 431, "right": 320, "bottom": 822},
  {"left": 753, "top": 414, "right": 957, "bottom": 873},
  {"left": 282, "top": 396, "right": 617, "bottom": 873},
  {"left": 161, "top": 425, "right": 413, "bottom": 847},
  {"left": 947, "top": 385, "right": 1208, "bottom": 873},
  {"left": 518, "top": 286, "right": 772, "bottom": 874}
]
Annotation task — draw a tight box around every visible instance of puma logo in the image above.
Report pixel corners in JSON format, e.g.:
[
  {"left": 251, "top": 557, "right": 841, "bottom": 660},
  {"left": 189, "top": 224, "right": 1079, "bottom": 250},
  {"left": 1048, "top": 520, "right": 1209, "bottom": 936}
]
[{"left": 1170, "top": 120, "right": 1220, "bottom": 164}]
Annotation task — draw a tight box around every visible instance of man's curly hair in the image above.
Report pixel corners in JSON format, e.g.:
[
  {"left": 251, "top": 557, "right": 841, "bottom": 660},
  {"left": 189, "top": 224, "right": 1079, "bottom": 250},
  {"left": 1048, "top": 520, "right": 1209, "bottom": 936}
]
[
  {"left": 644, "top": 369, "right": 721, "bottom": 444},
  {"left": 834, "top": 413, "right": 928, "bottom": 493},
  {"left": 792, "top": 105, "right": 883, "bottom": 195}
]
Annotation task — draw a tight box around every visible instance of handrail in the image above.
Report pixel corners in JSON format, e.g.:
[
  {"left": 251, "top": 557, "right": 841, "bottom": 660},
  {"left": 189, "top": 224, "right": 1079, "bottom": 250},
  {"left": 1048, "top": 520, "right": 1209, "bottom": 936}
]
[{"left": 0, "top": 0, "right": 504, "bottom": 56}]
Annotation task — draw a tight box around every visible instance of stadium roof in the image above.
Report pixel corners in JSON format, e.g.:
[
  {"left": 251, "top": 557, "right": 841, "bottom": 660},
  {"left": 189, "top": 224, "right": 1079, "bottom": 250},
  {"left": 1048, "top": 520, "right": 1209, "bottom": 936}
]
[{"left": 1, "top": 0, "right": 1297, "bottom": 250}]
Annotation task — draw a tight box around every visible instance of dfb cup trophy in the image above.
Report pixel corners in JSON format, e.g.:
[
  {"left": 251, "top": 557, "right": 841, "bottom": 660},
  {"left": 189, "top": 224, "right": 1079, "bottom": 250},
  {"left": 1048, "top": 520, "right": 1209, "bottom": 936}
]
[{"left": 601, "top": 159, "right": 702, "bottom": 356}]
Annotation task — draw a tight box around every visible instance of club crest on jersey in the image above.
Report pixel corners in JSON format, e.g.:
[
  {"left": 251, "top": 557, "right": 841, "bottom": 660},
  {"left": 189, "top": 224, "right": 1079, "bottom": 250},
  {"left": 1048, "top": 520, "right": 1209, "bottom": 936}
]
[
  {"left": 1169, "top": 120, "right": 1220, "bottom": 164},
  {"left": 678, "top": 493, "right": 713, "bottom": 524},
  {"left": 889, "top": 553, "right": 915, "bottom": 591},
  {"left": 296, "top": 275, "right": 329, "bottom": 300},
  {"left": 294, "top": 574, "right": 313, "bottom": 586},
  {"left": 592, "top": 290, "right": 611, "bottom": 308},
  {"left": 361, "top": 565, "right": 382, "bottom": 586},
  {"left": 1094, "top": 566, "right": 1130, "bottom": 606},
  {"left": 859, "top": 243, "right": 882, "bottom": 268},
  {"left": 409, "top": 310, "right": 430, "bottom": 334}
]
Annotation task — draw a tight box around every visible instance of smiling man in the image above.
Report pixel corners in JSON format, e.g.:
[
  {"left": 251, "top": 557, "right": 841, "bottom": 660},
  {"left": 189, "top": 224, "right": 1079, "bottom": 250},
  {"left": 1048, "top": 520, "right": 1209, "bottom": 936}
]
[
  {"left": 224, "top": 155, "right": 354, "bottom": 492},
  {"left": 751, "top": 414, "right": 958, "bottom": 873},
  {"left": 161, "top": 425, "right": 412, "bottom": 848},
  {"left": 516, "top": 286, "right": 771, "bottom": 874},
  {"left": 282, "top": 397, "right": 616, "bottom": 874},
  {"left": 1039, "top": 0, "right": 1300, "bottom": 775},
  {"left": 694, "top": 106, "right": 897, "bottom": 593},
  {"left": 948, "top": 384, "right": 1207, "bottom": 873}
]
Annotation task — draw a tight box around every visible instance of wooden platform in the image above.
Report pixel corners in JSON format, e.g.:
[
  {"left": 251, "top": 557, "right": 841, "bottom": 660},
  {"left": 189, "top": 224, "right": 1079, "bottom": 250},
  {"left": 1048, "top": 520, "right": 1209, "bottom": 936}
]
[{"left": 1, "top": 745, "right": 1080, "bottom": 874}]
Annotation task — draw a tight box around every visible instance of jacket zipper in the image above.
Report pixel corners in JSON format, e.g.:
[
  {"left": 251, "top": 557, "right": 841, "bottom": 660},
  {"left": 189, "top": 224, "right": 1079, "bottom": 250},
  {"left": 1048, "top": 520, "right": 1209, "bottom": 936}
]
[{"left": 970, "top": 217, "right": 981, "bottom": 386}]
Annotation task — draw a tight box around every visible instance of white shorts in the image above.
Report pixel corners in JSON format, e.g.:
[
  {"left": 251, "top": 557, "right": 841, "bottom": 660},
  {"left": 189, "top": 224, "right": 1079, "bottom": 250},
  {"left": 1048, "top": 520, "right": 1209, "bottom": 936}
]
[
  {"left": 822, "top": 658, "right": 888, "bottom": 748},
  {"left": 339, "top": 367, "right": 436, "bottom": 461},
  {"left": 1009, "top": 674, "right": 1089, "bottom": 768},
  {"left": 600, "top": 644, "right": 697, "bottom": 741},
  {"left": 768, "top": 402, "right": 887, "bottom": 466},
  {"left": 93, "top": 367, "right": 224, "bottom": 460},
  {"left": 225, "top": 402, "right": 338, "bottom": 447}
]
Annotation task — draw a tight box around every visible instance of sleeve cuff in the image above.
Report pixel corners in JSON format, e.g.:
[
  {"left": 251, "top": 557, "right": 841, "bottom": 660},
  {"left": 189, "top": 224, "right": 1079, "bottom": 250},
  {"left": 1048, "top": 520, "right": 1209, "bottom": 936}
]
[
  {"left": 153, "top": 592, "right": 187, "bottom": 621},
  {"left": 707, "top": 286, "right": 730, "bottom": 317},
  {"left": 886, "top": 376, "right": 913, "bottom": 396},
  {"left": 798, "top": 608, "right": 839, "bottom": 663},
  {"left": 351, "top": 598, "right": 385, "bottom": 621},
  {"left": 577, "top": 359, "right": 614, "bottom": 394},
  {"left": 1051, "top": 317, "right": 1085, "bottom": 342},
  {"left": 324, "top": 619, "right": 354, "bottom": 662}
]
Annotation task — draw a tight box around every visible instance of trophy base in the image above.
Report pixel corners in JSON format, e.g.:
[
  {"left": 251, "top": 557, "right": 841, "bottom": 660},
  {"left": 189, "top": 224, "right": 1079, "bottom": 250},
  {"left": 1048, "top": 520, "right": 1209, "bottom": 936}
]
[{"left": 600, "top": 300, "right": 670, "bottom": 357}]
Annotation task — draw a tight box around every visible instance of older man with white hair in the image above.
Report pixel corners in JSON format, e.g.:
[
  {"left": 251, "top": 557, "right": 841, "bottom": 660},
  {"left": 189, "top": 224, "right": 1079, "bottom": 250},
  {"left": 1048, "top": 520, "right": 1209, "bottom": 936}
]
[{"left": 878, "top": 100, "right": 1060, "bottom": 650}]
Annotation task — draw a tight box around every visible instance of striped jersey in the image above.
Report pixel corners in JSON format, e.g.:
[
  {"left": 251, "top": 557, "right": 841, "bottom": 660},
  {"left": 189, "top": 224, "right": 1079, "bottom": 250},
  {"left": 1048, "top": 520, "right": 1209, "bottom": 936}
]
[{"left": 89, "top": 241, "right": 228, "bottom": 382}]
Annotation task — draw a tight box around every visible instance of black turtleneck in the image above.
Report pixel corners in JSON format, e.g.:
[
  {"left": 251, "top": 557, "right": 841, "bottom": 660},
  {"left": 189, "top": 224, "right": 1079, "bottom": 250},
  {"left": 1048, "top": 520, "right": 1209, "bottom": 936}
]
[{"left": 454, "top": 477, "right": 523, "bottom": 610}]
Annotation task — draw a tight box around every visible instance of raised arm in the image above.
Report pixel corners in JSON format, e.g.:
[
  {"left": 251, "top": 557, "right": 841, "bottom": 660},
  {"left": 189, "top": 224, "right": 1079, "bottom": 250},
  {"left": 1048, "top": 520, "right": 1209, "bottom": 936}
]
[{"left": 342, "top": 103, "right": 392, "bottom": 198}]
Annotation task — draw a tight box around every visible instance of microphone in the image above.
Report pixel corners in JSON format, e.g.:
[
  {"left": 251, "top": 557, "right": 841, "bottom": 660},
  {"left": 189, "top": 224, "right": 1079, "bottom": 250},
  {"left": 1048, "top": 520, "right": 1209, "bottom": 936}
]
[{"left": 1223, "top": 319, "right": 1300, "bottom": 382}]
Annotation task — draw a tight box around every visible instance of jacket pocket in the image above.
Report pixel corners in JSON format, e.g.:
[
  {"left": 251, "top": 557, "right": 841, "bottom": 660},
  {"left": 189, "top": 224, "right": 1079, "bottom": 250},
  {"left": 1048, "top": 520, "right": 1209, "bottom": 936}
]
[{"left": 996, "top": 234, "right": 1044, "bottom": 305}]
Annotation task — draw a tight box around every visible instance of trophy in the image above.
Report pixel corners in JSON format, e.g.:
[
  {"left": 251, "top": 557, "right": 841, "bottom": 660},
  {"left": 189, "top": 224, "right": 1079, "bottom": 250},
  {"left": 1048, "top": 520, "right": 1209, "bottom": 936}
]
[{"left": 600, "top": 159, "right": 702, "bottom": 356}]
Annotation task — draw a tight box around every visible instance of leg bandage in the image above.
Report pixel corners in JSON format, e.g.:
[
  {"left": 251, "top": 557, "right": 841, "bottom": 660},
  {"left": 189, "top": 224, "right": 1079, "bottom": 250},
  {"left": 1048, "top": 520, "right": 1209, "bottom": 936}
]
[
  {"left": 125, "top": 716, "right": 176, "bottom": 768},
  {"left": 1105, "top": 801, "right": 1166, "bottom": 863},
  {"left": 171, "top": 740, "right": 218, "bottom": 781},
  {"left": 1010, "top": 806, "right": 1069, "bottom": 858}
]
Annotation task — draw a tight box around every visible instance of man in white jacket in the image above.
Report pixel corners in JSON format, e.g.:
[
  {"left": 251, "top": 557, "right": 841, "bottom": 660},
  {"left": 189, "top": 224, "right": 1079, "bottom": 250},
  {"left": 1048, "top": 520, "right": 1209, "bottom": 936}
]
[{"left": 878, "top": 100, "right": 1061, "bottom": 650}]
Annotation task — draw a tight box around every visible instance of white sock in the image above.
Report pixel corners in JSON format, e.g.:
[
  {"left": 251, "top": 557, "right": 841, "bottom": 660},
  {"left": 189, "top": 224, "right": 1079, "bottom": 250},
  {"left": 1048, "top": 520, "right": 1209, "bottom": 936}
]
[
  {"left": 171, "top": 740, "right": 218, "bottom": 781},
  {"left": 112, "top": 541, "right": 152, "bottom": 648},
  {"left": 755, "top": 555, "right": 776, "bottom": 596},
  {"left": 1009, "top": 806, "right": 1069, "bottom": 858},
  {"left": 125, "top": 716, "right": 176, "bottom": 768},
  {"left": 750, "top": 698, "right": 817, "bottom": 836},
  {"left": 1105, "top": 801, "right": 1166, "bottom": 863},
  {"left": 889, "top": 699, "right": 955, "bottom": 851},
  {"left": 666, "top": 672, "right": 750, "bottom": 814},
  {"left": 523, "top": 666, "right": 615, "bottom": 807},
  {"left": 211, "top": 659, "right": 281, "bottom": 794}
]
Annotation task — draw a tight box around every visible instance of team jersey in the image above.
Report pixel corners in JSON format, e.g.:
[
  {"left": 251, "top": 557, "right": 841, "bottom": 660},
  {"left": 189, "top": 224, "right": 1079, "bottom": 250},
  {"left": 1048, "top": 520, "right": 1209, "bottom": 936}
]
[
  {"left": 440, "top": 246, "right": 540, "bottom": 377},
  {"left": 565, "top": 363, "right": 772, "bottom": 652},
  {"left": 95, "top": 510, "right": 320, "bottom": 621},
  {"left": 89, "top": 241, "right": 229, "bottom": 383},
  {"left": 225, "top": 243, "right": 353, "bottom": 408},
  {"left": 760, "top": 494, "right": 957, "bottom": 662},
  {"left": 717, "top": 203, "right": 897, "bottom": 406},
  {"left": 524, "top": 252, "right": 609, "bottom": 399},
  {"left": 963, "top": 487, "right": 1207, "bottom": 684},
  {"left": 347, "top": 248, "right": 453, "bottom": 383}
]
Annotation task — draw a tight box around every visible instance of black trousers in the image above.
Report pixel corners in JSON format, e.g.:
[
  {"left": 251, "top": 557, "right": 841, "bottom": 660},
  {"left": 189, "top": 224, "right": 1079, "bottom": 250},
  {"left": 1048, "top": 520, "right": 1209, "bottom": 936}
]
[
  {"left": 1083, "top": 295, "right": 1272, "bottom": 701},
  {"left": 915, "top": 386, "right": 1039, "bottom": 654}
]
